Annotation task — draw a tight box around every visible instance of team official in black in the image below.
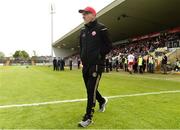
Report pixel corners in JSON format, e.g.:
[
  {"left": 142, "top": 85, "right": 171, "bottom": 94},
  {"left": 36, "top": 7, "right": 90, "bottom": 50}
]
[{"left": 78, "top": 6, "right": 112, "bottom": 127}]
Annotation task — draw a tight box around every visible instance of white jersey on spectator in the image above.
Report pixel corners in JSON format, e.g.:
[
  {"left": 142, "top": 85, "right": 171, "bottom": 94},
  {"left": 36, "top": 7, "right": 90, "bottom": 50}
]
[{"left": 128, "top": 54, "right": 134, "bottom": 63}]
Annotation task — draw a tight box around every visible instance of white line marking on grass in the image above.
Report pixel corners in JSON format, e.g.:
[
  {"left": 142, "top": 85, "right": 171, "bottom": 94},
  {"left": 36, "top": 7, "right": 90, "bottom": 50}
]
[
  {"left": 110, "top": 72, "right": 180, "bottom": 82},
  {"left": 137, "top": 76, "right": 180, "bottom": 82},
  {"left": 106, "top": 90, "right": 180, "bottom": 99},
  {"left": 0, "top": 90, "right": 180, "bottom": 109}
]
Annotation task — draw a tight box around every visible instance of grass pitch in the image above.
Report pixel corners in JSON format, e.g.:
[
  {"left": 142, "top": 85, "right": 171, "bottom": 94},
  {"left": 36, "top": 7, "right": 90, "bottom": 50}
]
[{"left": 0, "top": 66, "right": 180, "bottom": 129}]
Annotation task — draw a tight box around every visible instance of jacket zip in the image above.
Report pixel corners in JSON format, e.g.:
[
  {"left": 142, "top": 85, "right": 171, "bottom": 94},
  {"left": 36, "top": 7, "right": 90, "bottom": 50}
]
[{"left": 85, "top": 30, "right": 90, "bottom": 64}]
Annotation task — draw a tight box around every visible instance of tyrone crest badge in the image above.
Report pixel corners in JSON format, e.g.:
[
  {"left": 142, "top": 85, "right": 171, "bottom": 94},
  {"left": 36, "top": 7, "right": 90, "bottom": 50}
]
[{"left": 91, "top": 31, "right": 96, "bottom": 36}]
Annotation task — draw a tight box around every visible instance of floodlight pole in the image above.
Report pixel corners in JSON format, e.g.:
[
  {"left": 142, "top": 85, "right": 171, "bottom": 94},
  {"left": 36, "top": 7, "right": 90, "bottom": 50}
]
[{"left": 51, "top": 4, "right": 55, "bottom": 61}]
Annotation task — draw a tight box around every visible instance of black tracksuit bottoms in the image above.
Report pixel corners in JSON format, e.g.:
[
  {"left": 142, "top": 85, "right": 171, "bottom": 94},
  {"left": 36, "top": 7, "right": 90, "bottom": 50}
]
[{"left": 82, "top": 64, "right": 105, "bottom": 118}]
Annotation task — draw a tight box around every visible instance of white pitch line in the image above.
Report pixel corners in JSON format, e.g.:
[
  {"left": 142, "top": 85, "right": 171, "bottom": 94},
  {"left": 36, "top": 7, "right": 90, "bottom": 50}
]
[
  {"left": 107, "top": 90, "right": 180, "bottom": 99},
  {"left": 0, "top": 90, "right": 180, "bottom": 109}
]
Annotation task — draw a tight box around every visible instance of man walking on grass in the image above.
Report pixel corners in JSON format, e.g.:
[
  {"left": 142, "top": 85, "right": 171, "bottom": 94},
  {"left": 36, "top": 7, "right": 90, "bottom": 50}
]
[{"left": 78, "top": 6, "right": 112, "bottom": 127}]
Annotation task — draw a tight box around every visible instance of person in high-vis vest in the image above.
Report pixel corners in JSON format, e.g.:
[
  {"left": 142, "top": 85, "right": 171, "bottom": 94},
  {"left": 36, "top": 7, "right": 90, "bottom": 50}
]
[{"left": 138, "top": 55, "right": 143, "bottom": 74}]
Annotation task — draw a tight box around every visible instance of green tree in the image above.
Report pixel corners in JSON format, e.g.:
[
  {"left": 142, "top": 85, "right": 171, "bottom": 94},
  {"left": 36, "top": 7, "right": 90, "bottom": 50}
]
[
  {"left": 13, "top": 50, "right": 29, "bottom": 60},
  {"left": 21, "top": 50, "right": 29, "bottom": 59},
  {"left": 0, "top": 51, "right": 5, "bottom": 58}
]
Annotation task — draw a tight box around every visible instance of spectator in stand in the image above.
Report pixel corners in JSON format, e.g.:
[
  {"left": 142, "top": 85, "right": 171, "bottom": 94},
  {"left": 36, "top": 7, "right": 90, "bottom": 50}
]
[
  {"left": 142, "top": 57, "right": 147, "bottom": 73},
  {"left": 105, "top": 56, "right": 109, "bottom": 73},
  {"left": 109, "top": 56, "right": 113, "bottom": 71},
  {"left": 77, "top": 57, "right": 81, "bottom": 69},
  {"left": 124, "top": 56, "right": 128, "bottom": 72},
  {"left": 133, "top": 56, "right": 138, "bottom": 73},
  {"left": 138, "top": 55, "right": 143, "bottom": 74},
  {"left": 115, "top": 57, "right": 119, "bottom": 72},
  {"left": 174, "top": 58, "right": 180, "bottom": 72},
  {"left": 69, "top": 58, "right": 73, "bottom": 70},
  {"left": 162, "top": 53, "right": 168, "bottom": 74},
  {"left": 148, "top": 55, "right": 154, "bottom": 73},
  {"left": 128, "top": 52, "right": 134, "bottom": 74},
  {"left": 122, "top": 56, "right": 125, "bottom": 70}
]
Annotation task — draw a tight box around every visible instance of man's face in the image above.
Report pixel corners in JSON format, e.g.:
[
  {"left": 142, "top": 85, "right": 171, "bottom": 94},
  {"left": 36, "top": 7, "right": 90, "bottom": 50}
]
[{"left": 82, "top": 12, "right": 95, "bottom": 24}]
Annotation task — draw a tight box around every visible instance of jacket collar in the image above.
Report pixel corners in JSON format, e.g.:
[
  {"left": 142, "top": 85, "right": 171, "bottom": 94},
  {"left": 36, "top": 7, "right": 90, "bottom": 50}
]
[{"left": 85, "top": 19, "right": 97, "bottom": 29}]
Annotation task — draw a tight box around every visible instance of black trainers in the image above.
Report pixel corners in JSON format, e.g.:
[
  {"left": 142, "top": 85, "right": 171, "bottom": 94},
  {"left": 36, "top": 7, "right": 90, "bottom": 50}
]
[
  {"left": 99, "top": 97, "right": 108, "bottom": 112},
  {"left": 78, "top": 114, "right": 93, "bottom": 127}
]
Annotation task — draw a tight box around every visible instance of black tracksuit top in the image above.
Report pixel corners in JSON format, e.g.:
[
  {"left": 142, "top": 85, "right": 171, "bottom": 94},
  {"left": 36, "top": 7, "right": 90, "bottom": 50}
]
[{"left": 79, "top": 19, "right": 112, "bottom": 66}]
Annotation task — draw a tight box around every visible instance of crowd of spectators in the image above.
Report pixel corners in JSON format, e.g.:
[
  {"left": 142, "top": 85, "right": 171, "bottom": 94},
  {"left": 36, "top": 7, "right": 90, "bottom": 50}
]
[{"left": 64, "top": 31, "right": 180, "bottom": 73}]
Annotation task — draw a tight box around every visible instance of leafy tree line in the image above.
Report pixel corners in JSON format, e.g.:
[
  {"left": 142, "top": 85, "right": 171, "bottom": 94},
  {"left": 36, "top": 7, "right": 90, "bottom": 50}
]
[{"left": 13, "top": 50, "right": 29, "bottom": 60}]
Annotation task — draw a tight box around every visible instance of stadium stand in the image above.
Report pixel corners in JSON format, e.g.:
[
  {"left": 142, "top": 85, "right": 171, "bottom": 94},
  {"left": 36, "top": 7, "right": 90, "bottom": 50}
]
[{"left": 64, "top": 28, "right": 180, "bottom": 73}]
